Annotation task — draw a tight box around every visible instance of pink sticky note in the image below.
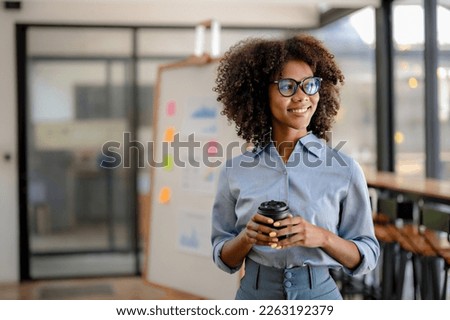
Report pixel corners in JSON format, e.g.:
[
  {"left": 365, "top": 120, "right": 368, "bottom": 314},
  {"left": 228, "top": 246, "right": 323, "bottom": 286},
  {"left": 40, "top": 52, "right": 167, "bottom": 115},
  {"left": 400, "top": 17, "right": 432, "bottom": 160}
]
[
  {"left": 207, "top": 140, "right": 219, "bottom": 155},
  {"left": 166, "top": 100, "right": 176, "bottom": 116}
]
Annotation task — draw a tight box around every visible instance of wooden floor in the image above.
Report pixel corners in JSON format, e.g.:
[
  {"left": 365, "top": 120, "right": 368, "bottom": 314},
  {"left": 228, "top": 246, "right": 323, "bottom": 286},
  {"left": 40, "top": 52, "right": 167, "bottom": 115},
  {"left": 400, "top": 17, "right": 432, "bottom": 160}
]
[
  {"left": 0, "top": 276, "right": 203, "bottom": 300},
  {"left": 2, "top": 275, "right": 448, "bottom": 300}
]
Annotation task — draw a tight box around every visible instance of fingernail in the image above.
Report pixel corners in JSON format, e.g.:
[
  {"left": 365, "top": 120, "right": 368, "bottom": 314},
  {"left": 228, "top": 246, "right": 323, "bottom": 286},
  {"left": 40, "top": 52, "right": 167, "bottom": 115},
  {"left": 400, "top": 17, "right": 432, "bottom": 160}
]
[
  {"left": 267, "top": 218, "right": 274, "bottom": 224},
  {"left": 273, "top": 222, "right": 281, "bottom": 227},
  {"left": 269, "top": 231, "right": 277, "bottom": 237},
  {"left": 276, "top": 246, "right": 282, "bottom": 250},
  {"left": 270, "top": 243, "right": 278, "bottom": 248}
]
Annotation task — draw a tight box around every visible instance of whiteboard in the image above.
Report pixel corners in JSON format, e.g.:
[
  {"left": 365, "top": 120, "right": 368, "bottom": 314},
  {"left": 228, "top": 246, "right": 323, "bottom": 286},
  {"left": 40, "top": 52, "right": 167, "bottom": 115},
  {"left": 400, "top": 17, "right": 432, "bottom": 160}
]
[{"left": 144, "top": 56, "right": 242, "bottom": 299}]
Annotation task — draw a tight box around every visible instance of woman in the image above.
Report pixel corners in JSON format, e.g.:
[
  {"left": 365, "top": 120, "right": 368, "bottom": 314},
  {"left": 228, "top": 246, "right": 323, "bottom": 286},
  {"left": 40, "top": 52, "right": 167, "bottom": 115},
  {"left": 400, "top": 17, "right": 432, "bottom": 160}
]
[{"left": 211, "top": 34, "right": 380, "bottom": 300}]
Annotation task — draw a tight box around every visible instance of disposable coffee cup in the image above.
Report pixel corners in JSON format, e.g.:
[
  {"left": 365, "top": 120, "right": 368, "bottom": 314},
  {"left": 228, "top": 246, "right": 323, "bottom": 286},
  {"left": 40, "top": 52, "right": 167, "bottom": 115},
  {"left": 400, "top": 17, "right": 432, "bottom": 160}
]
[{"left": 257, "top": 200, "right": 290, "bottom": 239}]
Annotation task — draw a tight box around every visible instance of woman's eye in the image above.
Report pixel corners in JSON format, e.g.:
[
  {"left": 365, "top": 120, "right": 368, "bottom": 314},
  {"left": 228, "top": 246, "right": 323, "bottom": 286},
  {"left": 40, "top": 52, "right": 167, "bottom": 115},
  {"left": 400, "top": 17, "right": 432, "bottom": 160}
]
[{"left": 280, "top": 82, "right": 294, "bottom": 90}]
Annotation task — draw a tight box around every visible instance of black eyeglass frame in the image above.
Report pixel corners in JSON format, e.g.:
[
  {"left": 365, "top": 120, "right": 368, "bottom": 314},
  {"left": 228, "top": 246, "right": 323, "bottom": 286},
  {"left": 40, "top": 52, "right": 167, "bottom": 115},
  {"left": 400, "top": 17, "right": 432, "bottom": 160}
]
[{"left": 272, "top": 76, "right": 322, "bottom": 97}]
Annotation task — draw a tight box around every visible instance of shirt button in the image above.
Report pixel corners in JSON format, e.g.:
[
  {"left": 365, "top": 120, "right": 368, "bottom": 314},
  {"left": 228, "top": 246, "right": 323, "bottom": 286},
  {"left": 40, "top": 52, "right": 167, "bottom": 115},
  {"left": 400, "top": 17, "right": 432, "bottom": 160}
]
[
  {"left": 285, "top": 271, "right": 293, "bottom": 279},
  {"left": 283, "top": 170, "right": 287, "bottom": 175},
  {"left": 284, "top": 280, "right": 292, "bottom": 288}
]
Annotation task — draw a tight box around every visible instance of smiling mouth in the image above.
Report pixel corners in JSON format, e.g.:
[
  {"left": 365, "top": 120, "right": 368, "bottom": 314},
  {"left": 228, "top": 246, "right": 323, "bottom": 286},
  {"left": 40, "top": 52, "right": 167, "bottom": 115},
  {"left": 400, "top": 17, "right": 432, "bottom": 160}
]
[{"left": 288, "top": 106, "right": 310, "bottom": 114}]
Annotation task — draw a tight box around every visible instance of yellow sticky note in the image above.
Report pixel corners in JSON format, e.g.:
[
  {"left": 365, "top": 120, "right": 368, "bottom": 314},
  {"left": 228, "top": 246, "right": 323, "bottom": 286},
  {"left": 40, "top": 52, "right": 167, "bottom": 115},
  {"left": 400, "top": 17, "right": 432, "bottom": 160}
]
[
  {"left": 163, "top": 127, "right": 175, "bottom": 142},
  {"left": 163, "top": 155, "right": 174, "bottom": 172},
  {"left": 159, "top": 186, "right": 171, "bottom": 204}
]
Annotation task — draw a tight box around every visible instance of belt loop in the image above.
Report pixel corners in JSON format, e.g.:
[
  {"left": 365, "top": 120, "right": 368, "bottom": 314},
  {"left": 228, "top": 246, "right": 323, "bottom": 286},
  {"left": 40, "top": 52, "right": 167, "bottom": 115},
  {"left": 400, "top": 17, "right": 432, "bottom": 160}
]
[{"left": 308, "top": 266, "right": 314, "bottom": 289}]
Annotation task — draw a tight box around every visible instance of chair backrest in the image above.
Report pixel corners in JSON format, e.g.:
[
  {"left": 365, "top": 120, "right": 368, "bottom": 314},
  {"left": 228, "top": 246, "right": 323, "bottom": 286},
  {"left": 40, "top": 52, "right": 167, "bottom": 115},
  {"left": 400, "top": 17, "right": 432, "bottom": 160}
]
[
  {"left": 421, "top": 205, "right": 450, "bottom": 235},
  {"left": 397, "top": 201, "right": 414, "bottom": 221},
  {"left": 377, "top": 198, "right": 414, "bottom": 222},
  {"left": 377, "top": 198, "right": 397, "bottom": 221}
]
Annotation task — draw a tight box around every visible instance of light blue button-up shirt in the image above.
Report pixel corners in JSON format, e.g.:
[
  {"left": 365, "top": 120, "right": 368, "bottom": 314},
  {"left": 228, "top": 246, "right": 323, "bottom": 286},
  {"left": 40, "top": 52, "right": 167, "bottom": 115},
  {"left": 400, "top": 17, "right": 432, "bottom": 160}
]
[{"left": 211, "top": 133, "right": 380, "bottom": 276}]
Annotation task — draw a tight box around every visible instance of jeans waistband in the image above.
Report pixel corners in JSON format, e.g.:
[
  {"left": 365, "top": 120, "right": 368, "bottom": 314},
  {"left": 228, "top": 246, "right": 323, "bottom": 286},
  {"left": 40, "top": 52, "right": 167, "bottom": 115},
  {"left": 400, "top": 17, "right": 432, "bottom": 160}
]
[{"left": 245, "top": 258, "right": 331, "bottom": 291}]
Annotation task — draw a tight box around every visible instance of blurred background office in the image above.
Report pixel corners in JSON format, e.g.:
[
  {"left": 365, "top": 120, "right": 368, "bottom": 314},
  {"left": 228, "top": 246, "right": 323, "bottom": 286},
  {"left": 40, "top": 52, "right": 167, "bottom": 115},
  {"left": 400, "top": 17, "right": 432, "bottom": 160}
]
[{"left": 0, "top": 0, "right": 449, "bottom": 299}]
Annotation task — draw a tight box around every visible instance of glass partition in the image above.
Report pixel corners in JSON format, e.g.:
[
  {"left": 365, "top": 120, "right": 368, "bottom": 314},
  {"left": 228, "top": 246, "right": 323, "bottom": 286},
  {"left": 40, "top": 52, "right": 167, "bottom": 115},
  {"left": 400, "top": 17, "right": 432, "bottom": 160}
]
[{"left": 27, "top": 27, "right": 137, "bottom": 278}]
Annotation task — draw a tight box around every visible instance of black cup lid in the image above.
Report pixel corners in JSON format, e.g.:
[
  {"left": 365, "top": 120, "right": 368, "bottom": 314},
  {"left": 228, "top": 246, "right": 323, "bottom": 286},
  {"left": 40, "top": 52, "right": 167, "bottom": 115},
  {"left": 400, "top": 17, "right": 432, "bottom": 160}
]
[{"left": 258, "top": 200, "right": 289, "bottom": 213}]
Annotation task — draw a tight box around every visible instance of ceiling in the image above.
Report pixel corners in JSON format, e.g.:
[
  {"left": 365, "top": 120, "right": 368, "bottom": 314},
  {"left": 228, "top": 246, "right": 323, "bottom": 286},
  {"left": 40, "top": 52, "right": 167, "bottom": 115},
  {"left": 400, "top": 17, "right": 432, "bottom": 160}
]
[{"left": 17, "top": 0, "right": 382, "bottom": 29}]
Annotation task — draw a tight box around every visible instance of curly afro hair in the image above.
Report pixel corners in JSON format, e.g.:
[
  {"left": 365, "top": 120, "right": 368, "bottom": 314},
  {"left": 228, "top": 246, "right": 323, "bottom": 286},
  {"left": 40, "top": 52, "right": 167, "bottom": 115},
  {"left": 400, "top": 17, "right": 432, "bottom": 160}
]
[{"left": 214, "top": 34, "right": 344, "bottom": 147}]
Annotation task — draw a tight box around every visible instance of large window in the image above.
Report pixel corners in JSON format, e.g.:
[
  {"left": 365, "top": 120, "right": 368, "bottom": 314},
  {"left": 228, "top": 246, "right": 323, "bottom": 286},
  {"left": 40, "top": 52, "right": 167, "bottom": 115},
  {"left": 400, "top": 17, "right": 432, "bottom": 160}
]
[
  {"left": 393, "top": 3, "right": 426, "bottom": 177},
  {"left": 438, "top": 2, "right": 450, "bottom": 179},
  {"left": 393, "top": 3, "right": 450, "bottom": 179},
  {"left": 311, "top": 7, "right": 377, "bottom": 170}
]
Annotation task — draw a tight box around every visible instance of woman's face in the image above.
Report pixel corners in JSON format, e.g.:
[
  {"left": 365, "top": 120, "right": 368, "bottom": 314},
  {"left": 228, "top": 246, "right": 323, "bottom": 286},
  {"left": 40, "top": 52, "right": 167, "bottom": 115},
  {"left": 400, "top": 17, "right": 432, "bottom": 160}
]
[{"left": 268, "top": 60, "right": 319, "bottom": 139}]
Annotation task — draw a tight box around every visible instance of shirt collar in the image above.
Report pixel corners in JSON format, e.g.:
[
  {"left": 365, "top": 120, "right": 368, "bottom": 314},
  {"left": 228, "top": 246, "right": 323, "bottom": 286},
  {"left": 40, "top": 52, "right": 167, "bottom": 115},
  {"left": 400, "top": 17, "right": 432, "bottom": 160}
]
[
  {"left": 298, "top": 133, "right": 325, "bottom": 158},
  {"left": 249, "top": 132, "right": 325, "bottom": 159}
]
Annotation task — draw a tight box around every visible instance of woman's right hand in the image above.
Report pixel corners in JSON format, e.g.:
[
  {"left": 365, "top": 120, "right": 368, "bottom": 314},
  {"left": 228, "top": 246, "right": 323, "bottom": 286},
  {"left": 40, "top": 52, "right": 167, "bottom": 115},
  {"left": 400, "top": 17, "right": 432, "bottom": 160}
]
[
  {"left": 243, "top": 213, "right": 280, "bottom": 248},
  {"left": 220, "top": 213, "right": 280, "bottom": 269}
]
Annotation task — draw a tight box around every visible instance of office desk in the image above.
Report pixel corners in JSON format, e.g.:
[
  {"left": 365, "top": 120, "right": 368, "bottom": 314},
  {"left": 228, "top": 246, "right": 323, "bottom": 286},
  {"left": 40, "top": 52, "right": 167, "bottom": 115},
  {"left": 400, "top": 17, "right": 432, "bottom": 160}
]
[{"left": 363, "top": 168, "right": 450, "bottom": 205}]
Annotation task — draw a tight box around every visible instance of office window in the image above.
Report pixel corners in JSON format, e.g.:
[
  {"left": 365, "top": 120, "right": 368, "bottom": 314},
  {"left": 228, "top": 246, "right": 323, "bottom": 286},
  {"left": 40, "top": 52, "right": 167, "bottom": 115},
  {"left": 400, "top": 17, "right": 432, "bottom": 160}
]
[
  {"left": 438, "top": 3, "right": 450, "bottom": 179},
  {"left": 311, "top": 7, "right": 377, "bottom": 170},
  {"left": 393, "top": 3, "right": 425, "bottom": 176}
]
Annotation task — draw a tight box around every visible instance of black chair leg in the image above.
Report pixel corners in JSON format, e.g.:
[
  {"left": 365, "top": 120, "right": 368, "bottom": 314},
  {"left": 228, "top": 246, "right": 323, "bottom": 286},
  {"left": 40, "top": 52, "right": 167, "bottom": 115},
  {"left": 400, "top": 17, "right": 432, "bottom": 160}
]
[
  {"left": 380, "top": 242, "right": 396, "bottom": 299},
  {"left": 443, "top": 264, "right": 449, "bottom": 300},
  {"left": 412, "top": 255, "right": 421, "bottom": 300},
  {"left": 429, "top": 257, "right": 442, "bottom": 300},
  {"left": 396, "top": 248, "right": 409, "bottom": 299},
  {"left": 419, "top": 256, "right": 439, "bottom": 300}
]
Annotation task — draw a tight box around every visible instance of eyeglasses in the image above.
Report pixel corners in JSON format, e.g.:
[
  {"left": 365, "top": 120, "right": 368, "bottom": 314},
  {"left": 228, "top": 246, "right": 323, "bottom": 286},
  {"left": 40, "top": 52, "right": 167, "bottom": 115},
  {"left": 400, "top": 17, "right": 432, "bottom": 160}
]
[{"left": 272, "top": 76, "right": 322, "bottom": 97}]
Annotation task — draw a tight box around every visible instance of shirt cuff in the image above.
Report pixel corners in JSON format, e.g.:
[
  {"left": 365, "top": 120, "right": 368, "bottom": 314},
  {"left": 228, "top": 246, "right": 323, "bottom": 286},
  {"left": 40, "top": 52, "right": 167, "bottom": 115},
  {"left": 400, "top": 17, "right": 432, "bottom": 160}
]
[
  {"left": 341, "top": 241, "right": 373, "bottom": 276},
  {"left": 213, "top": 239, "right": 243, "bottom": 274}
]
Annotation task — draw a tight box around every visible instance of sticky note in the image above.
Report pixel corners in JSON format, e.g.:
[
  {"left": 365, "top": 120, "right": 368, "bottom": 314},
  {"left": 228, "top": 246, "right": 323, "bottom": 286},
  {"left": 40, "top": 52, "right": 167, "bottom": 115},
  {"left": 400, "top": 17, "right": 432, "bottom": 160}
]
[
  {"left": 163, "top": 155, "right": 174, "bottom": 172},
  {"left": 206, "top": 140, "right": 219, "bottom": 155},
  {"left": 166, "top": 100, "right": 176, "bottom": 116},
  {"left": 163, "top": 127, "right": 175, "bottom": 142},
  {"left": 159, "top": 186, "right": 171, "bottom": 204}
]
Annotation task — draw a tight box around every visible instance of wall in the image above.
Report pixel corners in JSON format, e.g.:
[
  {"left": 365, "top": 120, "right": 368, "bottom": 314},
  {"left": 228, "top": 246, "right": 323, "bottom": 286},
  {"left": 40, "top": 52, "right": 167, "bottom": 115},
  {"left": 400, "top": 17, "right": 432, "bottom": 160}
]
[{"left": 0, "top": 11, "right": 19, "bottom": 283}]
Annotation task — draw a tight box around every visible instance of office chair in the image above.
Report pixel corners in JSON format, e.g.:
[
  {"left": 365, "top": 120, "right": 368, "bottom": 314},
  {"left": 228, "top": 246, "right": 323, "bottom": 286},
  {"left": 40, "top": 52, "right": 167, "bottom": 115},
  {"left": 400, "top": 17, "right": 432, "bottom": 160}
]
[
  {"left": 395, "top": 201, "right": 441, "bottom": 300},
  {"left": 374, "top": 197, "right": 417, "bottom": 299},
  {"left": 420, "top": 204, "right": 450, "bottom": 300}
]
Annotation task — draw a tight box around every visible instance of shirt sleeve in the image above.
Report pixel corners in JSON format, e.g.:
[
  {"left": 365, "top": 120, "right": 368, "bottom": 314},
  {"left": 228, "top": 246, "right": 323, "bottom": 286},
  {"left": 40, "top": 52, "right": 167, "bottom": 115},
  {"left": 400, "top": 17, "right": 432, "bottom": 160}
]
[
  {"left": 211, "top": 165, "right": 242, "bottom": 274},
  {"left": 338, "top": 160, "right": 380, "bottom": 276}
]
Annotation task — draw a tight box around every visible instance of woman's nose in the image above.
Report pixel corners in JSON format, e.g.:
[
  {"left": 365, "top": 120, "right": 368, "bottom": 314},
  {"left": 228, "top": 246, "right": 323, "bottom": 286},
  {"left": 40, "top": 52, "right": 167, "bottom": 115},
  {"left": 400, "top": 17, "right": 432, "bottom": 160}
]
[{"left": 292, "top": 89, "right": 309, "bottom": 102}]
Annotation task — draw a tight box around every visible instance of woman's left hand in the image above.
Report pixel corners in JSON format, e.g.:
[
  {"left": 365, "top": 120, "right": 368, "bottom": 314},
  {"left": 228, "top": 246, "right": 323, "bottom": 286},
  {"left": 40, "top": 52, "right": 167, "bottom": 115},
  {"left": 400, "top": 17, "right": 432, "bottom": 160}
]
[
  {"left": 272, "top": 214, "right": 328, "bottom": 249},
  {"left": 272, "top": 214, "right": 362, "bottom": 269}
]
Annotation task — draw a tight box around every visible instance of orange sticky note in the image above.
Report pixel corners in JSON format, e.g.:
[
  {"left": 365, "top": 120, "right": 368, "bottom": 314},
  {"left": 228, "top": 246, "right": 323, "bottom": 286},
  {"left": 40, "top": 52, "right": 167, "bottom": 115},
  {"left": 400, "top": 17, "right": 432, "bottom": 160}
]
[
  {"left": 158, "top": 186, "right": 171, "bottom": 204},
  {"left": 163, "top": 127, "right": 175, "bottom": 142}
]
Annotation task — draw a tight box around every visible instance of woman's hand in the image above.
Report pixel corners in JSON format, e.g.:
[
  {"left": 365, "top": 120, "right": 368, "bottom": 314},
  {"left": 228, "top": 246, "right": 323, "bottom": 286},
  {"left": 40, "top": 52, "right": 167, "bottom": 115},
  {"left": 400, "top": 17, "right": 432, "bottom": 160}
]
[
  {"left": 271, "top": 214, "right": 362, "bottom": 270},
  {"left": 244, "top": 213, "right": 281, "bottom": 248},
  {"left": 219, "top": 212, "right": 282, "bottom": 269},
  {"left": 273, "top": 214, "right": 327, "bottom": 248},
  {"left": 222, "top": 213, "right": 361, "bottom": 270}
]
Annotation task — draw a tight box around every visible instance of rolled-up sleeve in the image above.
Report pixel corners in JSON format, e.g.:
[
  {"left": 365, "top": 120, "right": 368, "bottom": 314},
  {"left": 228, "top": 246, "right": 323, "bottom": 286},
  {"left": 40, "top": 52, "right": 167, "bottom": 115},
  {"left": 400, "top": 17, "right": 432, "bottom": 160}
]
[
  {"left": 211, "top": 165, "right": 242, "bottom": 274},
  {"left": 339, "top": 160, "right": 380, "bottom": 276}
]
